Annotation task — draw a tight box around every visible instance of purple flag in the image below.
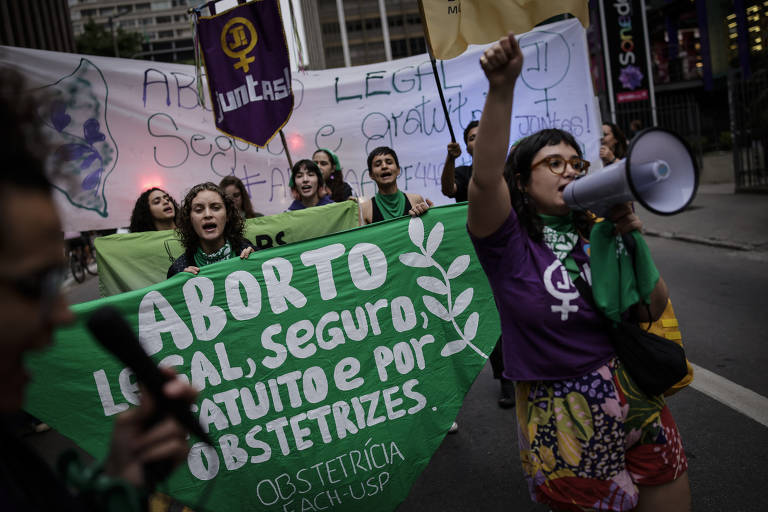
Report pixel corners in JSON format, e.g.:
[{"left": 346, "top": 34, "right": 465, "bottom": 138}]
[{"left": 198, "top": 0, "right": 293, "bottom": 147}]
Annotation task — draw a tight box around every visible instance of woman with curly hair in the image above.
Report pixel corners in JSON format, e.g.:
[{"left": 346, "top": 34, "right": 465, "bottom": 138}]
[
  {"left": 167, "top": 182, "right": 256, "bottom": 278},
  {"left": 128, "top": 187, "right": 179, "bottom": 232},
  {"left": 312, "top": 148, "right": 354, "bottom": 202},
  {"left": 219, "top": 175, "right": 263, "bottom": 219}
]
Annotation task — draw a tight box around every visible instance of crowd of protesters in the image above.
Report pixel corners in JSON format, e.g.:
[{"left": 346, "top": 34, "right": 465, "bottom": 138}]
[{"left": 0, "top": 27, "right": 691, "bottom": 510}]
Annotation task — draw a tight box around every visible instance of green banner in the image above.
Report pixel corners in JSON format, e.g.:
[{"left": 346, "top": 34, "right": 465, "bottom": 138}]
[
  {"left": 27, "top": 204, "right": 500, "bottom": 512},
  {"left": 95, "top": 201, "right": 360, "bottom": 297}
]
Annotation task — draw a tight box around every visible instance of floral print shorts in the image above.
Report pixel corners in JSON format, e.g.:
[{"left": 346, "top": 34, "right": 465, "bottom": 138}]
[{"left": 515, "top": 358, "right": 687, "bottom": 511}]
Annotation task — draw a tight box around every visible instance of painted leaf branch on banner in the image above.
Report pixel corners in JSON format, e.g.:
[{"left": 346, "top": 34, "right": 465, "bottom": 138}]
[
  {"left": 399, "top": 217, "right": 485, "bottom": 359},
  {"left": 25, "top": 204, "right": 500, "bottom": 512}
]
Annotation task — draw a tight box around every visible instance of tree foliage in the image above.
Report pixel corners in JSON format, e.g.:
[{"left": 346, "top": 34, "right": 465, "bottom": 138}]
[{"left": 75, "top": 19, "right": 144, "bottom": 58}]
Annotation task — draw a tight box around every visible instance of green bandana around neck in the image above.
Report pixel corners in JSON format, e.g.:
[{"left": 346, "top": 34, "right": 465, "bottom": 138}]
[
  {"left": 375, "top": 190, "right": 406, "bottom": 220},
  {"left": 193, "top": 241, "right": 232, "bottom": 268},
  {"left": 540, "top": 212, "right": 580, "bottom": 280},
  {"left": 589, "top": 221, "right": 660, "bottom": 323}
]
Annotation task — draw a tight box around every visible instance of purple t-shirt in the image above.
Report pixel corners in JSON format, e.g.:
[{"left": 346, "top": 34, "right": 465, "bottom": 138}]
[{"left": 469, "top": 211, "right": 614, "bottom": 381}]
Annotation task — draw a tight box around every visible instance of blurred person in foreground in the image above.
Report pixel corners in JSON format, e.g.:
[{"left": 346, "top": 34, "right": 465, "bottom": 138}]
[{"left": 0, "top": 68, "right": 196, "bottom": 511}]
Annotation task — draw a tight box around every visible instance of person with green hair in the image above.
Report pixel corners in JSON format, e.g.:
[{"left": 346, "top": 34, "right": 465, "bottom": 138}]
[
  {"left": 312, "top": 148, "right": 355, "bottom": 202},
  {"left": 360, "top": 146, "right": 432, "bottom": 224}
]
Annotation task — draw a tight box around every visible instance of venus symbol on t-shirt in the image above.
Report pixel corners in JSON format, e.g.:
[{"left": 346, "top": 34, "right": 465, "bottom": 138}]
[{"left": 543, "top": 259, "right": 580, "bottom": 321}]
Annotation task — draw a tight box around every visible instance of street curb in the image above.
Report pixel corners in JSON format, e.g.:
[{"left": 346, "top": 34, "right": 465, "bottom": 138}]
[{"left": 644, "top": 229, "right": 755, "bottom": 251}]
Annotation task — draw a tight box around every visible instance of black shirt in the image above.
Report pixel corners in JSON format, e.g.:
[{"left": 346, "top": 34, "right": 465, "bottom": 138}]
[{"left": 454, "top": 165, "right": 473, "bottom": 203}]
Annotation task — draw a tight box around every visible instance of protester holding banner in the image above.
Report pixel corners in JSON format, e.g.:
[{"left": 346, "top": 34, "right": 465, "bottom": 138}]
[
  {"left": 0, "top": 68, "right": 197, "bottom": 511},
  {"left": 128, "top": 187, "right": 179, "bottom": 232},
  {"left": 441, "top": 120, "right": 478, "bottom": 202},
  {"left": 600, "top": 122, "right": 628, "bottom": 166},
  {"left": 167, "top": 182, "right": 256, "bottom": 278},
  {"left": 220, "top": 175, "right": 263, "bottom": 219},
  {"left": 361, "top": 146, "right": 433, "bottom": 224},
  {"left": 313, "top": 148, "right": 355, "bottom": 202},
  {"left": 467, "top": 33, "right": 690, "bottom": 511},
  {"left": 287, "top": 159, "right": 334, "bottom": 211}
]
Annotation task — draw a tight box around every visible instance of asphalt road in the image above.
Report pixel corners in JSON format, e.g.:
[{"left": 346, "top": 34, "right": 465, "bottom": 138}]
[
  {"left": 399, "top": 236, "right": 768, "bottom": 512},
  {"left": 44, "top": 236, "right": 768, "bottom": 511}
]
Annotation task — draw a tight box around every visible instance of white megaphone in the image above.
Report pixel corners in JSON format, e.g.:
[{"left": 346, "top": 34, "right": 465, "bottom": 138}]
[{"left": 563, "top": 128, "right": 699, "bottom": 216}]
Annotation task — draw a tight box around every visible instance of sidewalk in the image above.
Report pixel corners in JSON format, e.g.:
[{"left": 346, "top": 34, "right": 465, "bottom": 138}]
[{"left": 640, "top": 183, "right": 768, "bottom": 252}]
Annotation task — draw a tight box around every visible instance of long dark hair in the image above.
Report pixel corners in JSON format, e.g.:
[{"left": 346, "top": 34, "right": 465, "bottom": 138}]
[
  {"left": 219, "top": 175, "right": 258, "bottom": 218},
  {"left": 129, "top": 187, "right": 179, "bottom": 232},
  {"left": 176, "top": 182, "right": 247, "bottom": 259},
  {"left": 504, "top": 129, "right": 593, "bottom": 241},
  {"left": 314, "top": 148, "right": 349, "bottom": 202},
  {"left": 603, "top": 122, "right": 628, "bottom": 159}
]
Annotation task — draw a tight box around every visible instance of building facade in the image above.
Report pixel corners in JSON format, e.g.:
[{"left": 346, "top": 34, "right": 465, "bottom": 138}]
[
  {"left": 68, "top": 0, "right": 196, "bottom": 62},
  {"left": 1, "top": 0, "right": 76, "bottom": 52},
  {"left": 304, "top": 0, "right": 427, "bottom": 69}
]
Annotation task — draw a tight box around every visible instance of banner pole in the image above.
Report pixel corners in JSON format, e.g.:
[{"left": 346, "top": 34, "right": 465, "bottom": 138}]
[
  {"left": 280, "top": 129, "right": 294, "bottom": 169},
  {"left": 418, "top": 1, "right": 455, "bottom": 143},
  {"left": 429, "top": 58, "right": 456, "bottom": 144},
  {"left": 639, "top": 0, "right": 657, "bottom": 126},
  {"left": 597, "top": 0, "right": 616, "bottom": 124}
]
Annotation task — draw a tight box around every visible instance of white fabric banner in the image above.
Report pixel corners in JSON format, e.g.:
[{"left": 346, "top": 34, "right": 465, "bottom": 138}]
[{"left": 0, "top": 18, "right": 599, "bottom": 231}]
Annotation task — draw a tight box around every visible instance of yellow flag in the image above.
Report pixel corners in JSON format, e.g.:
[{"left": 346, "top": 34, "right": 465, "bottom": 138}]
[{"left": 419, "top": 0, "right": 589, "bottom": 60}]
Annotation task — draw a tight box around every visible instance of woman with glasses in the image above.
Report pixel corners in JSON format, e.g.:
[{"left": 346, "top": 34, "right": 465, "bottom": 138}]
[
  {"left": 167, "top": 182, "right": 256, "bottom": 278},
  {"left": 467, "top": 34, "right": 689, "bottom": 511}
]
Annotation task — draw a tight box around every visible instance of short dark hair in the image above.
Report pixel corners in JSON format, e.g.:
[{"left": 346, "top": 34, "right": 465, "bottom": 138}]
[
  {"left": 504, "top": 128, "right": 592, "bottom": 240},
  {"left": 463, "top": 120, "right": 479, "bottom": 145},
  {"left": 366, "top": 146, "right": 400, "bottom": 174},
  {"left": 129, "top": 187, "right": 179, "bottom": 232},
  {"left": 176, "top": 182, "right": 246, "bottom": 258},
  {"left": 289, "top": 159, "right": 324, "bottom": 189}
]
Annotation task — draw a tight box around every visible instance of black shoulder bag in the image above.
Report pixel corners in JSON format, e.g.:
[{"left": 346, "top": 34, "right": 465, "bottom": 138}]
[{"left": 574, "top": 235, "right": 688, "bottom": 397}]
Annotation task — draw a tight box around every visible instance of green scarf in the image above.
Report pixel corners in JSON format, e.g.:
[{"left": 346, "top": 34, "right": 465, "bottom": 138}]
[
  {"left": 540, "top": 213, "right": 580, "bottom": 280},
  {"left": 193, "top": 241, "right": 232, "bottom": 267},
  {"left": 589, "top": 221, "right": 660, "bottom": 323},
  {"left": 374, "top": 191, "right": 406, "bottom": 220}
]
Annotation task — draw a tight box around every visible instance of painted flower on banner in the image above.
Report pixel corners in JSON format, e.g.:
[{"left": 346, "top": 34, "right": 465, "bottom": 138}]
[
  {"left": 398, "top": 217, "right": 486, "bottom": 359},
  {"left": 52, "top": 105, "right": 106, "bottom": 192},
  {"left": 618, "top": 65, "right": 644, "bottom": 90},
  {"left": 40, "top": 58, "right": 117, "bottom": 217}
]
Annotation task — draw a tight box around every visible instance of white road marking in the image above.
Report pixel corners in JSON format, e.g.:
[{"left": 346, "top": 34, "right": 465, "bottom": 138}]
[{"left": 689, "top": 363, "right": 768, "bottom": 427}]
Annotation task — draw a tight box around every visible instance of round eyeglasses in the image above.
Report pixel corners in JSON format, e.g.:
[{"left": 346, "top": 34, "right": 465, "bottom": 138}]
[{"left": 531, "top": 156, "right": 590, "bottom": 177}]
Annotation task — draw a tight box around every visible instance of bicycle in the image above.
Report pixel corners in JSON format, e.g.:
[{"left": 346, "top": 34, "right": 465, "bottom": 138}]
[{"left": 66, "top": 233, "right": 97, "bottom": 283}]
